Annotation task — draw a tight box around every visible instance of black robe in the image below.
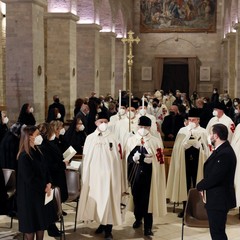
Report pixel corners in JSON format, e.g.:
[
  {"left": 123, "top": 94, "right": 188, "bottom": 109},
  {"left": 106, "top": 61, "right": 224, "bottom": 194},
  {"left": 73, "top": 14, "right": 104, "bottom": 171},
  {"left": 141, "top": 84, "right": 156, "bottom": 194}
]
[
  {"left": 39, "top": 140, "right": 68, "bottom": 202},
  {"left": 0, "top": 131, "right": 19, "bottom": 170},
  {"left": 17, "top": 148, "right": 56, "bottom": 233}
]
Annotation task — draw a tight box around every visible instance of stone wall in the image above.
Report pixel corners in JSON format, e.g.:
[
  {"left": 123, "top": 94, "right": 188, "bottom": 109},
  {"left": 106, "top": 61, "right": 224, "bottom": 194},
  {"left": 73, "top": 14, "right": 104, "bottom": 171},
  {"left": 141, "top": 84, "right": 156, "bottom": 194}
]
[{"left": 132, "top": 0, "right": 223, "bottom": 99}]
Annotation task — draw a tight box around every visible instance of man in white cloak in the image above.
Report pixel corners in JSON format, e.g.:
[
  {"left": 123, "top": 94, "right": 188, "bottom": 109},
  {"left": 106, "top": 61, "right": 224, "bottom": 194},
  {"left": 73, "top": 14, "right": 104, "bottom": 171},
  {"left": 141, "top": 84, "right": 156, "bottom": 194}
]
[
  {"left": 206, "top": 102, "right": 235, "bottom": 142},
  {"left": 77, "top": 111, "right": 124, "bottom": 240},
  {"left": 166, "top": 108, "right": 210, "bottom": 217},
  {"left": 231, "top": 123, "right": 240, "bottom": 207},
  {"left": 126, "top": 116, "right": 167, "bottom": 236}
]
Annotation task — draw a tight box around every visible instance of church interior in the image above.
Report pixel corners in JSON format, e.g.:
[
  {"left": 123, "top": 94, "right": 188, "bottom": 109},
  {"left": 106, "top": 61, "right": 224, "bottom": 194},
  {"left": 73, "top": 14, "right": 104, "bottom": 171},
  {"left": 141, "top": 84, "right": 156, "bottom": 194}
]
[{"left": 1, "top": 0, "right": 240, "bottom": 239}]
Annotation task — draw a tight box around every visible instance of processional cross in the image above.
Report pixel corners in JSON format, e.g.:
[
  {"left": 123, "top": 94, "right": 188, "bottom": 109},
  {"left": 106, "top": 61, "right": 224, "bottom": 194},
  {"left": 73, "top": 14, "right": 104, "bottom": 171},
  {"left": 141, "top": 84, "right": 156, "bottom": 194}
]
[{"left": 121, "top": 30, "right": 140, "bottom": 132}]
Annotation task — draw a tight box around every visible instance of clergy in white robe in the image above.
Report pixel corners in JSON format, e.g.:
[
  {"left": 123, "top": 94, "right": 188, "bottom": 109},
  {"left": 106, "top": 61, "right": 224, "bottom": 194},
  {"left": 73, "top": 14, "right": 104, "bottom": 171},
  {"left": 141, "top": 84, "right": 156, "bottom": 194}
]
[
  {"left": 231, "top": 123, "right": 240, "bottom": 207},
  {"left": 206, "top": 102, "right": 235, "bottom": 142},
  {"left": 166, "top": 109, "right": 210, "bottom": 217},
  {"left": 126, "top": 116, "right": 167, "bottom": 237},
  {"left": 77, "top": 111, "right": 124, "bottom": 239}
]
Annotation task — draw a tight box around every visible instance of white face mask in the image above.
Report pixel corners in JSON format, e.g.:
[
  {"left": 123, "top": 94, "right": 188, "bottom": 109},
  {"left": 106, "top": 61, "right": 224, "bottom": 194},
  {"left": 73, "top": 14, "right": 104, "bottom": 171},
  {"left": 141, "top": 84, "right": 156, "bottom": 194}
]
[
  {"left": 49, "top": 133, "right": 56, "bottom": 141},
  {"left": 29, "top": 107, "right": 34, "bottom": 113},
  {"left": 97, "top": 108, "right": 102, "bottom": 113},
  {"left": 98, "top": 122, "right": 108, "bottom": 132},
  {"left": 234, "top": 102, "right": 238, "bottom": 106},
  {"left": 127, "top": 111, "right": 135, "bottom": 119},
  {"left": 139, "top": 109, "right": 147, "bottom": 116},
  {"left": 188, "top": 122, "right": 196, "bottom": 130},
  {"left": 77, "top": 125, "right": 85, "bottom": 131},
  {"left": 212, "top": 110, "right": 218, "bottom": 116},
  {"left": 57, "top": 113, "right": 61, "bottom": 119},
  {"left": 59, "top": 128, "right": 65, "bottom": 135},
  {"left": 119, "top": 108, "right": 126, "bottom": 116},
  {"left": 235, "top": 109, "right": 239, "bottom": 114},
  {"left": 207, "top": 135, "right": 212, "bottom": 145},
  {"left": 2, "top": 117, "right": 9, "bottom": 124},
  {"left": 34, "top": 135, "right": 43, "bottom": 145},
  {"left": 138, "top": 128, "right": 149, "bottom": 137}
]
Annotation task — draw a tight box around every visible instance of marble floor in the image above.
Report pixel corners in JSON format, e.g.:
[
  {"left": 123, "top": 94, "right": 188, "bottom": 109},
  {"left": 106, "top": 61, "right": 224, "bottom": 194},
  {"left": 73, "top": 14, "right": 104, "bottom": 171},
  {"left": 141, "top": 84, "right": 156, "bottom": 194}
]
[{"left": 0, "top": 203, "right": 240, "bottom": 240}]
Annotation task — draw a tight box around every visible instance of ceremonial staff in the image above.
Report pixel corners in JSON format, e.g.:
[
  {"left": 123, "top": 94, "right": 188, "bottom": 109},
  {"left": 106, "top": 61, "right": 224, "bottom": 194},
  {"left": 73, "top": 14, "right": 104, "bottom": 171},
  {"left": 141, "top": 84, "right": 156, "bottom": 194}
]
[{"left": 121, "top": 30, "right": 140, "bottom": 132}]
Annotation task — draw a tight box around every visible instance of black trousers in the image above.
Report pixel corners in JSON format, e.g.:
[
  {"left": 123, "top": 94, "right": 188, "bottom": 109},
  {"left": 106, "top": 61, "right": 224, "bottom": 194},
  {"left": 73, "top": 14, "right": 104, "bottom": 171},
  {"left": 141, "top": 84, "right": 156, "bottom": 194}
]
[
  {"left": 207, "top": 209, "right": 228, "bottom": 240},
  {"left": 185, "top": 147, "right": 199, "bottom": 191}
]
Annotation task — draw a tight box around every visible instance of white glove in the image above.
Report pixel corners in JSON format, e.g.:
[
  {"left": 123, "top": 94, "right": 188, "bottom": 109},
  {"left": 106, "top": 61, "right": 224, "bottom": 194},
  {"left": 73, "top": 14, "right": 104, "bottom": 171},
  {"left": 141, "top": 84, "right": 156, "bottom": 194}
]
[
  {"left": 183, "top": 142, "right": 192, "bottom": 150},
  {"left": 192, "top": 141, "right": 201, "bottom": 149},
  {"left": 144, "top": 158, "right": 152, "bottom": 164},
  {"left": 133, "top": 151, "right": 141, "bottom": 164}
]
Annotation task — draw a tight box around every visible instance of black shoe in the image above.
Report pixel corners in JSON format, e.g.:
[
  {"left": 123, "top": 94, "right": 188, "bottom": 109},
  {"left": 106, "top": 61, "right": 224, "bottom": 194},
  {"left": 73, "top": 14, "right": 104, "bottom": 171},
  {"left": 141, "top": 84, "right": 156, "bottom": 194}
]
[
  {"left": 105, "top": 232, "right": 113, "bottom": 239},
  {"left": 132, "top": 220, "right": 142, "bottom": 228},
  {"left": 178, "top": 211, "right": 184, "bottom": 218},
  {"left": 95, "top": 224, "right": 105, "bottom": 234},
  {"left": 47, "top": 224, "right": 63, "bottom": 237},
  {"left": 62, "top": 210, "right": 67, "bottom": 216},
  {"left": 144, "top": 229, "right": 154, "bottom": 236}
]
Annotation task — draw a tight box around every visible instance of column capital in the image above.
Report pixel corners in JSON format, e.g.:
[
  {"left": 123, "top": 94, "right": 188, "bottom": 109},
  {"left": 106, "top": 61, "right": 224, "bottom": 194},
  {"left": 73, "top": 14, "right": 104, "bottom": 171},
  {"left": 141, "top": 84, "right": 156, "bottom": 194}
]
[
  {"left": 99, "top": 31, "right": 117, "bottom": 38},
  {"left": 226, "top": 32, "right": 236, "bottom": 39},
  {"left": 2, "top": 0, "right": 47, "bottom": 8},
  {"left": 233, "top": 22, "right": 240, "bottom": 31},
  {"left": 45, "top": 12, "right": 79, "bottom": 22},
  {"left": 77, "top": 23, "right": 102, "bottom": 31}
]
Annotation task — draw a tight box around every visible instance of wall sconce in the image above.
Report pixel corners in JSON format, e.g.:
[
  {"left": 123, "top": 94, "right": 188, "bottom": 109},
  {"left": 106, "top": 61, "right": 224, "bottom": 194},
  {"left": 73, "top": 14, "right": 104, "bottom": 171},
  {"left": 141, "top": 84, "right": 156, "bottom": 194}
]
[
  {"left": 96, "top": 70, "right": 99, "bottom": 77},
  {"left": 112, "top": 72, "right": 114, "bottom": 78},
  {"left": 72, "top": 67, "right": 75, "bottom": 77}
]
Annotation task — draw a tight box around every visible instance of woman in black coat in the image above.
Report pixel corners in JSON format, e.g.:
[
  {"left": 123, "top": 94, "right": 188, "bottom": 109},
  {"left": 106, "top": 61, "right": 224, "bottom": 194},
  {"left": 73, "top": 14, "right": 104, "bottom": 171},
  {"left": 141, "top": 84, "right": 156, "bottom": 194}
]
[
  {"left": 0, "top": 111, "right": 9, "bottom": 143},
  {"left": 38, "top": 123, "right": 68, "bottom": 237},
  {"left": 17, "top": 125, "right": 56, "bottom": 240},
  {"left": 64, "top": 116, "right": 87, "bottom": 154},
  {"left": 18, "top": 103, "right": 36, "bottom": 126},
  {"left": 0, "top": 122, "right": 22, "bottom": 170}
]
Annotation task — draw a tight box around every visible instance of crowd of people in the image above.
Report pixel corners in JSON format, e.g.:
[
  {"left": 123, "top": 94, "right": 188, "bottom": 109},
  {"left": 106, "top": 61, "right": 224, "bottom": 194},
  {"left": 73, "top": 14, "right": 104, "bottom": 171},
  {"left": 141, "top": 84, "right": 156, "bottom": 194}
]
[{"left": 0, "top": 88, "right": 239, "bottom": 240}]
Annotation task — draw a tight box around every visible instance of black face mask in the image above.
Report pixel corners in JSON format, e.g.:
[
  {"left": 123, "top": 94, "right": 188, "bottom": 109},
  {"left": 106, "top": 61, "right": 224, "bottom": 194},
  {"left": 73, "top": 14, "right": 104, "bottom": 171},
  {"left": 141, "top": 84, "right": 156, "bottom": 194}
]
[
  {"left": 153, "top": 103, "right": 158, "bottom": 108},
  {"left": 169, "top": 111, "right": 175, "bottom": 116}
]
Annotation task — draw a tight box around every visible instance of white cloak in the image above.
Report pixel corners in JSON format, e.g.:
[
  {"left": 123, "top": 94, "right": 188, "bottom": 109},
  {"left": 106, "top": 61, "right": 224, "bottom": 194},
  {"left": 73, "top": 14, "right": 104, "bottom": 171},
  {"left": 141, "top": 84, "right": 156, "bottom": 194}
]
[
  {"left": 231, "top": 124, "right": 240, "bottom": 206},
  {"left": 77, "top": 129, "right": 123, "bottom": 225},
  {"left": 206, "top": 114, "right": 235, "bottom": 142},
  {"left": 126, "top": 132, "right": 167, "bottom": 217},
  {"left": 166, "top": 125, "right": 210, "bottom": 202}
]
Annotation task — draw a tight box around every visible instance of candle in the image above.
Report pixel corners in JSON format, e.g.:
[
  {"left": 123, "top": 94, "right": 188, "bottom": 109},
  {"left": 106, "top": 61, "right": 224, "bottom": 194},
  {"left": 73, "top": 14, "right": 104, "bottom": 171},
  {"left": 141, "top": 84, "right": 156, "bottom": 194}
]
[{"left": 119, "top": 90, "right": 121, "bottom": 109}]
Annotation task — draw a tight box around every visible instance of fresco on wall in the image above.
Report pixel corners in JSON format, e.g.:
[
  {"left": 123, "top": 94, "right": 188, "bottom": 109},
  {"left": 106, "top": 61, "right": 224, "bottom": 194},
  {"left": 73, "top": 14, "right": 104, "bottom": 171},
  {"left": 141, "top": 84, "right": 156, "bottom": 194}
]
[{"left": 140, "top": 0, "right": 217, "bottom": 33}]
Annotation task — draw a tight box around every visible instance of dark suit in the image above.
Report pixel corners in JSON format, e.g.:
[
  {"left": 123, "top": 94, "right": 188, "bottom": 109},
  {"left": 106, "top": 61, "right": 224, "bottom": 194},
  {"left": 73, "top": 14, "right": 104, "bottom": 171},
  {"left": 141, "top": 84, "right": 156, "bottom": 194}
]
[
  {"left": 161, "top": 114, "right": 184, "bottom": 141},
  {"left": 197, "top": 141, "right": 236, "bottom": 240}
]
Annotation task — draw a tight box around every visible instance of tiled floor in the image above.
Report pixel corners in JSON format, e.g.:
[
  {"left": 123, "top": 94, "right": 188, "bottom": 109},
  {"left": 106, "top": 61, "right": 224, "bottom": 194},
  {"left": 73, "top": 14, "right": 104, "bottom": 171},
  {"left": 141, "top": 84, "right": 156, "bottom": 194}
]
[{"left": 0, "top": 203, "right": 240, "bottom": 240}]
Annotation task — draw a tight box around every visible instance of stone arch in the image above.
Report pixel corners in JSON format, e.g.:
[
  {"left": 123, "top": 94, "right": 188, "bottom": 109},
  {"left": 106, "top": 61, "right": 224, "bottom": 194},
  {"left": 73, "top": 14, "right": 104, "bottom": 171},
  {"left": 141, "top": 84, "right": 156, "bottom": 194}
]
[
  {"left": 230, "top": 0, "right": 238, "bottom": 26},
  {"left": 99, "top": 0, "right": 113, "bottom": 32},
  {"left": 115, "top": 9, "right": 125, "bottom": 38},
  {"left": 48, "top": 0, "right": 74, "bottom": 13},
  {"left": 224, "top": 8, "right": 230, "bottom": 36},
  {"left": 76, "top": 0, "right": 95, "bottom": 24}
]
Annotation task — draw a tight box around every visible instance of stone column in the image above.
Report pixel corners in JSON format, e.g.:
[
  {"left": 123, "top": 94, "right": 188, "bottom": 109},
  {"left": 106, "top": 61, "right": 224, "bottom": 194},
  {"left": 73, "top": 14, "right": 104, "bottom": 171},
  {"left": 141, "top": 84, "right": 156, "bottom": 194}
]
[
  {"left": 221, "top": 38, "right": 228, "bottom": 92},
  {"left": 3, "top": 0, "right": 46, "bottom": 123},
  {"left": 76, "top": 24, "right": 101, "bottom": 98},
  {"left": 99, "top": 32, "right": 116, "bottom": 96},
  {"left": 46, "top": 12, "right": 79, "bottom": 120},
  {"left": 115, "top": 38, "right": 127, "bottom": 97},
  {"left": 234, "top": 23, "right": 240, "bottom": 97},
  {"left": 226, "top": 32, "right": 236, "bottom": 98},
  {"left": 0, "top": 11, "right": 4, "bottom": 108}
]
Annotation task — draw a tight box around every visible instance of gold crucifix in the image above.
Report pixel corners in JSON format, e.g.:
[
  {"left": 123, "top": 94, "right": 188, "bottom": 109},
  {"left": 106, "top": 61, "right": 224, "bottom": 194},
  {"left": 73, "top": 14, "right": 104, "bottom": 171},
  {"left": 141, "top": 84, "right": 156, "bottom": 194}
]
[{"left": 121, "top": 30, "right": 140, "bottom": 132}]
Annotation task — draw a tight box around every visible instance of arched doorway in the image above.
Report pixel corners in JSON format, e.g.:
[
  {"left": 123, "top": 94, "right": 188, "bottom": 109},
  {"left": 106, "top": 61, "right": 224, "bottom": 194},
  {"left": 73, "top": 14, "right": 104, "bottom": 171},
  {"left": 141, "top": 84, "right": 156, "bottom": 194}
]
[{"left": 154, "top": 56, "right": 200, "bottom": 96}]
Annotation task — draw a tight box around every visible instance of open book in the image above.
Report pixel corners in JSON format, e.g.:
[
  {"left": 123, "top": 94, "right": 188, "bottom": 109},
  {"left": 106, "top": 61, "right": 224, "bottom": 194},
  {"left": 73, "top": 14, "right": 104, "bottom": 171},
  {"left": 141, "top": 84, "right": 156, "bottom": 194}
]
[
  {"left": 67, "top": 160, "right": 82, "bottom": 171},
  {"left": 63, "top": 146, "right": 77, "bottom": 162}
]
